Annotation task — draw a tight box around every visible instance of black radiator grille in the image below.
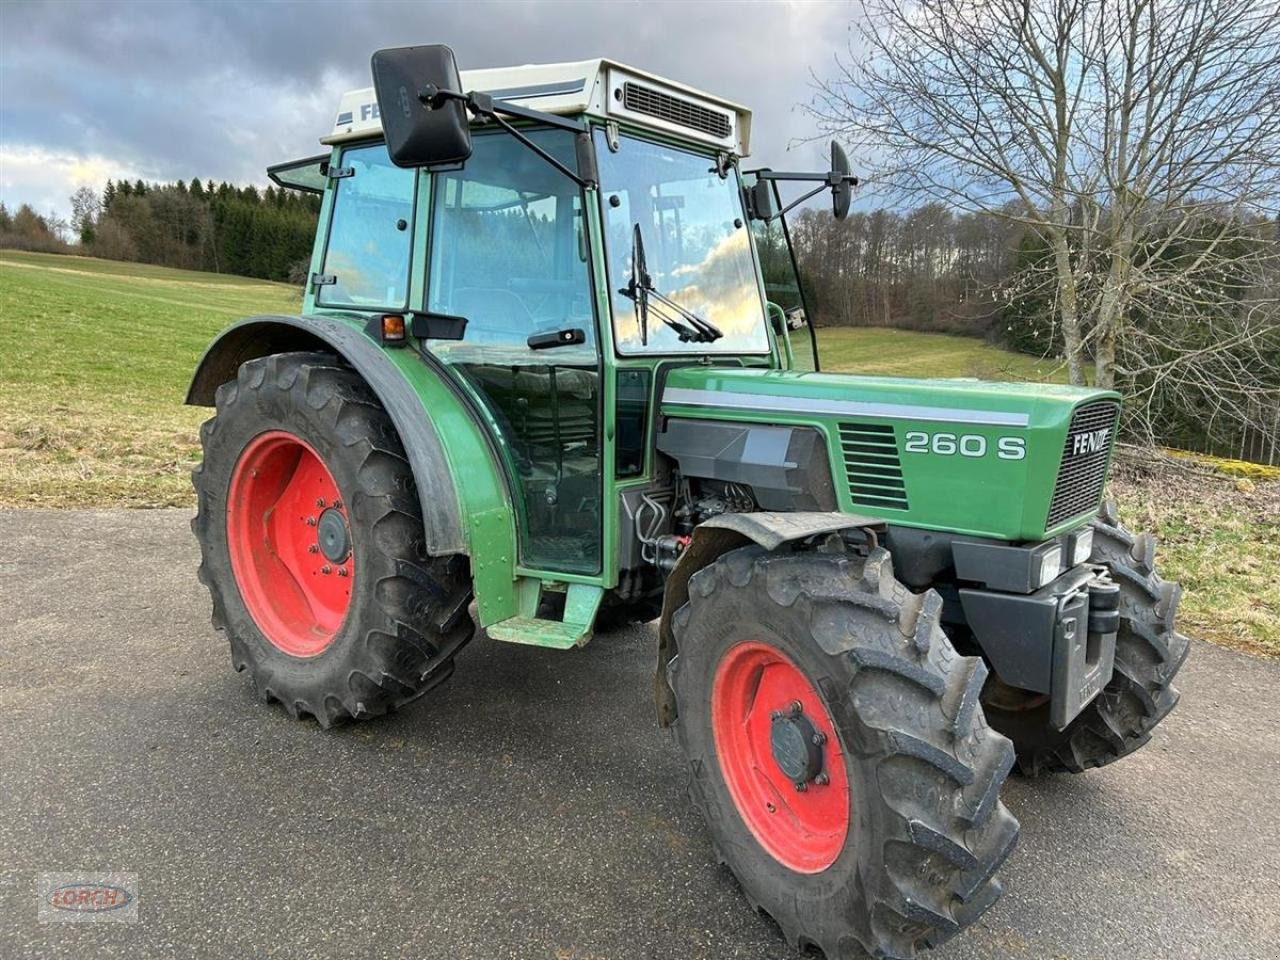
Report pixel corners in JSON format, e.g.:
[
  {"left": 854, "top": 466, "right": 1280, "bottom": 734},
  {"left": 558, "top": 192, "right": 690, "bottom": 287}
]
[
  {"left": 621, "top": 82, "right": 732, "bottom": 139},
  {"left": 838, "top": 422, "right": 909, "bottom": 510},
  {"left": 1046, "top": 400, "right": 1120, "bottom": 528}
]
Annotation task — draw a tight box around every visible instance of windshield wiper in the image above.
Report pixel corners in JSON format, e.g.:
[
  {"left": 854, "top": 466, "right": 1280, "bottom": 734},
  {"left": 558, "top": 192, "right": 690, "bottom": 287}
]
[{"left": 617, "top": 223, "right": 723, "bottom": 346}]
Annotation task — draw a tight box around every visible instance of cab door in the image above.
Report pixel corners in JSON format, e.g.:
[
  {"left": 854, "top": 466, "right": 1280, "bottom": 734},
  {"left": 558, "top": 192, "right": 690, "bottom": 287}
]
[{"left": 422, "top": 129, "right": 603, "bottom": 576}]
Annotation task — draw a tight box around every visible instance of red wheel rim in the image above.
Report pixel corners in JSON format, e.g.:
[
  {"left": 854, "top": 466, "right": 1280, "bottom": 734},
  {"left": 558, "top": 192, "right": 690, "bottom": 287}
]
[
  {"left": 712, "top": 641, "right": 850, "bottom": 873},
  {"left": 226, "top": 431, "right": 353, "bottom": 657}
]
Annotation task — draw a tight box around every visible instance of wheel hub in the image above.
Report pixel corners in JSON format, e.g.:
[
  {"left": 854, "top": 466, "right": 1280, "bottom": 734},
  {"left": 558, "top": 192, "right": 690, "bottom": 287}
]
[
  {"left": 770, "top": 702, "right": 825, "bottom": 788},
  {"left": 317, "top": 507, "right": 351, "bottom": 563}
]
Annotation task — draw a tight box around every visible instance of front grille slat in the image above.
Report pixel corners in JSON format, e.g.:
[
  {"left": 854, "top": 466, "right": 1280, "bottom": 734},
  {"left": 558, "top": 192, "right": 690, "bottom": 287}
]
[
  {"left": 1045, "top": 400, "right": 1120, "bottom": 527},
  {"left": 839, "top": 422, "right": 909, "bottom": 511},
  {"left": 621, "top": 82, "right": 732, "bottom": 139}
]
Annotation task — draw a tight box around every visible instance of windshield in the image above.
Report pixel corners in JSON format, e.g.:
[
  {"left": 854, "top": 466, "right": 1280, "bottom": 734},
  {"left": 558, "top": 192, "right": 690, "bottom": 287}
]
[{"left": 595, "top": 130, "right": 769, "bottom": 355}]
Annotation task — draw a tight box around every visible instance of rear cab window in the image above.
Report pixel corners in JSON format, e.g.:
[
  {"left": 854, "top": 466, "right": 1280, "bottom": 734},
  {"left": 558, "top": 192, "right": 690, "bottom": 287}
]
[{"left": 318, "top": 144, "right": 415, "bottom": 309}]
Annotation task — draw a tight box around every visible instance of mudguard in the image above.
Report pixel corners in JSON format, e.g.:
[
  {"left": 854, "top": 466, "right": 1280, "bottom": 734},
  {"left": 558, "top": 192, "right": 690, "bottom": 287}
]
[
  {"left": 186, "top": 314, "right": 466, "bottom": 557},
  {"left": 654, "top": 511, "right": 884, "bottom": 726}
]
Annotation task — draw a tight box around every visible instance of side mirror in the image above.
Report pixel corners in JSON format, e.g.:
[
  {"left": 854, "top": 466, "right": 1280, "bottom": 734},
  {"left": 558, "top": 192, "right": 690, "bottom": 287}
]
[
  {"left": 371, "top": 45, "right": 472, "bottom": 168},
  {"left": 746, "top": 178, "right": 777, "bottom": 221},
  {"left": 830, "top": 141, "right": 853, "bottom": 220}
]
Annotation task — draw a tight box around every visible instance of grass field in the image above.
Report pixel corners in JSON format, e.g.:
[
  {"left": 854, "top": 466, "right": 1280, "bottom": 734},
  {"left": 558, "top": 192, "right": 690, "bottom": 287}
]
[
  {"left": 1, "top": 249, "right": 1275, "bottom": 653},
  {"left": 0, "top": 250, "right": 300, "bottom": 507},
  {"left": 816, "top": 326, "right": 1070, "bottom": 383}
]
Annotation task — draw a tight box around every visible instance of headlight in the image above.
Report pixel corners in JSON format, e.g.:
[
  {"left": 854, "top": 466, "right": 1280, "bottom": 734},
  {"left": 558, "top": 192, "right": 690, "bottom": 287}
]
[
  {"left": 1070, "top": 527, "right": 1094, "bottom": 566},
  {"left": 1034, "top": 545, "right": 1063, "bottom": 587}
]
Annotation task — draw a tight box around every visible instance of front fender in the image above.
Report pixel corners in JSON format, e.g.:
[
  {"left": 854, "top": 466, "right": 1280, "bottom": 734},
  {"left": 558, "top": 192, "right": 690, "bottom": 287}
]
[
  {"left": 654, "top": 511, "right": 884, "bottom": 726},
  {"left": 187, "top": 314, "right": 467, "bottom": 557}
]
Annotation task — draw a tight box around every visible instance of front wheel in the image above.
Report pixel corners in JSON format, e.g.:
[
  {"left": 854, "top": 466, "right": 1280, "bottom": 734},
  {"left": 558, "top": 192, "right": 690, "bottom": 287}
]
[
  {"left": 983, "top": 502, "right": 1190, "bottom": 775},
  {"left": 670, "top": 540, "right": 1018, "bottom": 959}
]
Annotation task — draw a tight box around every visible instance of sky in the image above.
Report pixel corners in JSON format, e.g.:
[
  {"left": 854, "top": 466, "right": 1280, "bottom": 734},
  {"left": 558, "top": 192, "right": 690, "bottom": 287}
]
[{"left": 0, "top": 0, "right": 862, "bottom": 225}]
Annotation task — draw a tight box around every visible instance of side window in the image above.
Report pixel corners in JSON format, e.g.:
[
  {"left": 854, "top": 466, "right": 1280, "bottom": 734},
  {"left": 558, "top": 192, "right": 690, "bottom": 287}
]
[
  {"left": 615, "top": 369, "right": 651, "bottom": 477},
  {"left": 427, "top": 131, "right": 595, "bottom": 350},
  {"left": 318, "top": 145, "right": 414, "bottom": 308}
]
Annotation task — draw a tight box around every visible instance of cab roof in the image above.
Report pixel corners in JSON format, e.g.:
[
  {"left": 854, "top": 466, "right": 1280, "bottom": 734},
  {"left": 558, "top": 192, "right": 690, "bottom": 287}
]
[{"left": 324, "top": 58, "right": 753, "bottom": 157}]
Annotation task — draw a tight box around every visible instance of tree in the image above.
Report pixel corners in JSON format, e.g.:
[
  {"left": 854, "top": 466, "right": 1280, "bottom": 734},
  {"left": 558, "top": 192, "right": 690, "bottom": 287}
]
[
  {"left": 0, "top": 203, "right": 66, "bottom": 252},
  {"left": 69, "top": 185, "right": 101, "bottom": 244},
  {"left": 811, "top": 0, "right": 1280, "bottom": 419}
]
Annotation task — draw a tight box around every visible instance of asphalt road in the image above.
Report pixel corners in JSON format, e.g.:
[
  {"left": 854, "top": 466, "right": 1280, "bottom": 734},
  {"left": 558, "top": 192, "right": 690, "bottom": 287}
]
[{"left": 1, "top": 508, "right": 1277, "bottom": 960}]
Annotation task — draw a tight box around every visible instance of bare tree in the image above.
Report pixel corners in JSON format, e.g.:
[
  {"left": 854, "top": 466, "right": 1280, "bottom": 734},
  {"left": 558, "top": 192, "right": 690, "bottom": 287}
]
[
  {"left": 811, "top": 0, "right": 1280, "bottom": 413},
  {"left": 69, "top": 185, "right": 102, "bottom": 243}
]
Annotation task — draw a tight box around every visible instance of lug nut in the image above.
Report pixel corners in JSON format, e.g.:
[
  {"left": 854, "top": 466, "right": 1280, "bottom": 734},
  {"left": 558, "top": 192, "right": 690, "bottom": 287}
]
[
  {"left": 306, "top": 516, "right": 317, "bottom": 526},
  {"left": 812, "top": 731, "right": 827, "bottom": 746},
  {"left": 333, "top": 500, "right": 343, "bottom": 510},
  {"left": 321, "top": 565, "right": 332, "bottom": 575},
  {"left": 337, "top": 567, "right": 349, "bottom": 578},
  {"left": 315, "top": 497, "right": 326, "bottom": 508},
  {"left": 308, "top": 544, "right": 319, "bottom": 554},
  {"left": 815, "top": 773, "right": 830, "bottom": 786},
  {"left": 794, "top": 781, "right": 808, "bottom": 793}
]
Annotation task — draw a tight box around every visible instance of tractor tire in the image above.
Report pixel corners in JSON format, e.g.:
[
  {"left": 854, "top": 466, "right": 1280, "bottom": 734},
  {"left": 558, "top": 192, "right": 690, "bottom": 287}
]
[
  {"left": 191, "top": 352, "right": 474, "bottom": 727},
  {"left": 983, "top": 501, "right": 1190, "bottom": 776},
  {"left": 670, "top": 540, "right": 1018, "bottom": 960}
]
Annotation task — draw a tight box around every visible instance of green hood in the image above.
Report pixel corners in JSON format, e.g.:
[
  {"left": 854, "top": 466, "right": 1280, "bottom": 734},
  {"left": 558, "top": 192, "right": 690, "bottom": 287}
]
[{"left": 660, "top": 367, "right": 1121, "bottom": 541}]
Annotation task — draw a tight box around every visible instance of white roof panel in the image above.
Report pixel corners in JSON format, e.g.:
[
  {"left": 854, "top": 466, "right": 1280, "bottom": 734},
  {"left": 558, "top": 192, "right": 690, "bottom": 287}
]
[{"left": 324, "top": 58, "right": 752, "bottom": 156}]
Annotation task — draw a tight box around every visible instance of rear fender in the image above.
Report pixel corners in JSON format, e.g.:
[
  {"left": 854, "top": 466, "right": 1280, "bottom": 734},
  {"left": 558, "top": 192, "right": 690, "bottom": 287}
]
[
  {"left": 655, "top": 511, "right": 884, "bottom": 726},
  {"left": 187, "top": 314, "right": 472, "bottom": 557}
]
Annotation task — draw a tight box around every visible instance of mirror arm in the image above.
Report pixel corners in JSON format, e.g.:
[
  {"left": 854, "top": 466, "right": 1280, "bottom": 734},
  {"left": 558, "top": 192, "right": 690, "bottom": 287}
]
[
  {"left": 470, "top": 95, "right": 586, "bottom": 134},
  {"left": 749, "top": 182, "right": 828, "bottom": 222},
  {"left": 754, "top": 170, "right": 858, "bottom": 185},
  {"left": 749, "top": 169, "right": 859, "bottom": 222},
  {"left": 473, "top": 108, "right": 593, "bottom": 189},
  {"left": 420, "top": 88, "right": 596, "bottom": 189}
]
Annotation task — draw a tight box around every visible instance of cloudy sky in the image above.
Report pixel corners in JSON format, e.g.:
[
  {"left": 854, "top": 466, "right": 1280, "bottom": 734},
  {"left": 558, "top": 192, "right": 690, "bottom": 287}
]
[{"left": 0, "top": 0, "right": 861, "bottom": 223}]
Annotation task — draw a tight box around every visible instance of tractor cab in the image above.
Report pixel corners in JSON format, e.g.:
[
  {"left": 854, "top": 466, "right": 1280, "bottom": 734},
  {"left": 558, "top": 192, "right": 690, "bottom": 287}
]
[{"left": 266, "top": 47, "right": 841, "bottom": 602}]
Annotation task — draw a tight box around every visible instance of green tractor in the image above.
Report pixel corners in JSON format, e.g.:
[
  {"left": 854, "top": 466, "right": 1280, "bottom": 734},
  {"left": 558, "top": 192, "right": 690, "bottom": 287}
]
[{"left": 188, "top": 45, "right": 1188, "bottom": 959}]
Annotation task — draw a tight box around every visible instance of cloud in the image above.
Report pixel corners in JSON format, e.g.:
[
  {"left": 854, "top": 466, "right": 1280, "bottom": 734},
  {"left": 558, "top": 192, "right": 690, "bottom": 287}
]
[
  {"left": 1, "top": 0, "right": 861, "bottom": 221},
  {"left": 0, "top": 145, "right": 146, "bottom": 222}
]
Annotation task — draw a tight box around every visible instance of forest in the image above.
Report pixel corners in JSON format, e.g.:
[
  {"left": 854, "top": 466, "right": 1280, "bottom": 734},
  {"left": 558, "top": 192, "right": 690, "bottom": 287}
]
[{"left": 0, "top": 178, "right": 319, "bottom": 283}]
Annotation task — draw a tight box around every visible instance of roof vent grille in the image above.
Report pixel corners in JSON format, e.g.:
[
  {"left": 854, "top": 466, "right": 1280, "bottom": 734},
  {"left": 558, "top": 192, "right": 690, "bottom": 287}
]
[{"left": 621, "top": 82, "right": 731, "bottom": 139}]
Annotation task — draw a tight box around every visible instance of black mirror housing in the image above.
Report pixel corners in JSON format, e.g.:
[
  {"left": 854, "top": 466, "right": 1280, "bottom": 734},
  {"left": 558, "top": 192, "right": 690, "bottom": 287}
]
[
  {"left": 371, "top": 45, "right": 473, "bottom": 168},
  {"left": 745, "top": 179, "right": 777, "bottom": 221},
  {"left": 830, "top": 141, "right": 853, "bottom": 220}
]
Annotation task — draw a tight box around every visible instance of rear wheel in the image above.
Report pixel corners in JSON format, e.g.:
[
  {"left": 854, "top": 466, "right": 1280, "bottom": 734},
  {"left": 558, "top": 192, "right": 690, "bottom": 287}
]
[
  {"left": 192, "top": 352, "right": 474, "bottom": 726},
  {"left": 982, "top": 502, "right": 1190, "bottom": 775},
  {"left": 670, "top": 540, "right": 1018, "bottom": 959}
]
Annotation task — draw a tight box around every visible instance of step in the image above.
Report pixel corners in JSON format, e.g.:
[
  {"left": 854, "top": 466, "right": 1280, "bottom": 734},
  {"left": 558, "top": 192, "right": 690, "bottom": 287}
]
[{"left": 486, "top": 616, "right": 589, "bottom": 650}]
